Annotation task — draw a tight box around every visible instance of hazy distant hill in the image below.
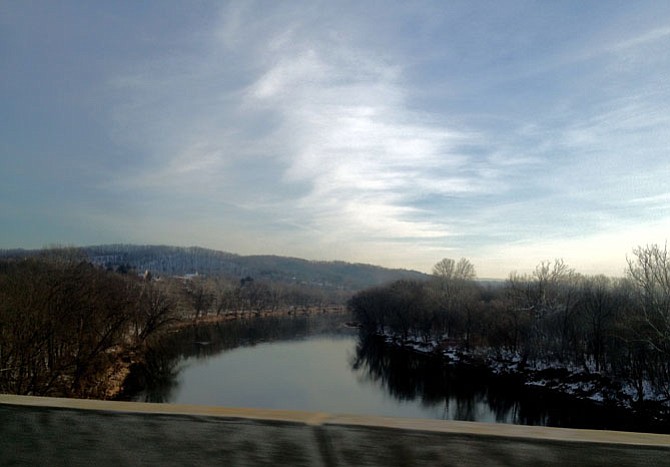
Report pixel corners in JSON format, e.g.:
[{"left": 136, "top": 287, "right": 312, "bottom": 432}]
[{"left": 1, "top": 245, "right": 429, "bottom": 291}]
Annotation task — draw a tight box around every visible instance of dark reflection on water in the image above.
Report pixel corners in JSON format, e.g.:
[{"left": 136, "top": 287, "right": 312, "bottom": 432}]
[
  {"left": 124, "top": 315, "right": 667, "bottom": 433},
  {"left": 352, "top": 334, "right": 520, "bottom": 423},
  {"left": 351, "top": 334, "right": 668, "bottom": 432}
]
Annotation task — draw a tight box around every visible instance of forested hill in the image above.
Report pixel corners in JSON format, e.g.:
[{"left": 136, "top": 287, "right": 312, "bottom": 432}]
[{"left": 1, "top": 245, "right": 429, "bottom": 291}]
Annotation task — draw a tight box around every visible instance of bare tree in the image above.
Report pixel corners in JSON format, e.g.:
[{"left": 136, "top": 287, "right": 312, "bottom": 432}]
[
  {"left": 577, "top": 275, "right": 622, "bottom": 372},
  {"left": 0, "top": 256, "right": 176, "bottom": 398},
  {"left": 432, "top": 258, "right": 476, "bottom": 281},
  {"left": 183, "top": 278, "right": 214, "bottom": 319},
  {"left": 627, "top": 243, "right": 670, "bottom": 355},
  {"left": 134, "top": 283, "right": 177, "bottom": 344}
]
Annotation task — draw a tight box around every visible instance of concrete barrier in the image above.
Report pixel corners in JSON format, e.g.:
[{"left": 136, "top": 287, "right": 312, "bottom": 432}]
[{"left": 2, "top": 394, "right": 669, "bottom": 466}]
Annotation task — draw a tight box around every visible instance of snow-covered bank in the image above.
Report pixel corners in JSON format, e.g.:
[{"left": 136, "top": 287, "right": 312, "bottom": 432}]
[{"left": 376, "top": 332, "right": 670, "bottom": 422}]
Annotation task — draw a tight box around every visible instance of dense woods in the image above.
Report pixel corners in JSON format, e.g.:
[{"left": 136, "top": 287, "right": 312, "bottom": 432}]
[
  {"left": 349, "top": 245, "right": 670, "bottom": 405},
  {"left": 0, "top": 251, "right": 177, "bottom": 398}
]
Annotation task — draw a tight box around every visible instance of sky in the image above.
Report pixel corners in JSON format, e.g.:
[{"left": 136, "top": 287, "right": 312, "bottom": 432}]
[{"left": 1, "top": 1, "right": 669, "bottom": 278}]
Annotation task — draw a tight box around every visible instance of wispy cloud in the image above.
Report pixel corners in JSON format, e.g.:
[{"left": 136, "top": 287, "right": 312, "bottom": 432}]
[
  {"left": 3, "top": 1, "right": 669, "bottom": 276},
  {"left": 100, "top": 2, "right": 670, "bottom": 273},
  {"left": 102, "top": 4, "right": 531, "bottom": 266},
  {"left": 241, "top": 23, "right": 521, "bottom": 253},
  {"left": 608, "top": 26, "right": 670, "bottom": 53}
]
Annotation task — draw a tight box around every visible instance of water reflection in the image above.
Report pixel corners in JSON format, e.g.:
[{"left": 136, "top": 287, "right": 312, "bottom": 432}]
[
  {"left": 350, "top": 334, "right": 661, "bottom": 431},
  {"left": 352, "top": 334, "right": 523, "bottom": 424},
  {"left": 124, "top": 315, "right": 666, "bottom": 433}
]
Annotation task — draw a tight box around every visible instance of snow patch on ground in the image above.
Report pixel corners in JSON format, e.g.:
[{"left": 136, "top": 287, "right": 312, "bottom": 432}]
[{"left": 376, "top": 331, "right": 670, "bottom": 414}]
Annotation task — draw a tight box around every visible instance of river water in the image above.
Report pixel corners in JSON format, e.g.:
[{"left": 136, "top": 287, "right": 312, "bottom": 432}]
[{"left": 129, "top": 314, "right": 665, "bottom": 432}]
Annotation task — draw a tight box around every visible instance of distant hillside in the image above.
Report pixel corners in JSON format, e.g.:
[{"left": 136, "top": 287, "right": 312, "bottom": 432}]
[{"left": 1, "top": 245, "right": 429, "bottom": 291}]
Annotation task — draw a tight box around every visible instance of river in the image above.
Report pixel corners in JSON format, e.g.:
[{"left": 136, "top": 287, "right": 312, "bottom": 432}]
[{"left": 127, "top": 313, "right": 666, "bottom": 433}]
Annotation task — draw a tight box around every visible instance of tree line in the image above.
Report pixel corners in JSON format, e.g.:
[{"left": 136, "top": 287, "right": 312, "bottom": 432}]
[
  {"left": 348, "top": 245, "right": 670, "bottom": 403},
  {"left": 164, "top": 274, "right": 348, "bottom": 319},
  {"left": 0, "top": 251, "right": 176, "bottom": 398}
]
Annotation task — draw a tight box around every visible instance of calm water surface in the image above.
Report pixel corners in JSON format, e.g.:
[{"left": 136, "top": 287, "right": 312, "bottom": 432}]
[
  {"left": 131, "top": 314, "right": 664, "bottom": 432},
  {"left": 169, "top": 335, "right": 442, "bottom": 418}
]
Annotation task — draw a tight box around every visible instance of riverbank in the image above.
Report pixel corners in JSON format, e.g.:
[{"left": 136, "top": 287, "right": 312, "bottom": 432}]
[
  {"left": 376, "top": 333, "right": 670, "bottom": 429},
  {"left": 170, "top": 305, "right": 349, "bottom": 330}
]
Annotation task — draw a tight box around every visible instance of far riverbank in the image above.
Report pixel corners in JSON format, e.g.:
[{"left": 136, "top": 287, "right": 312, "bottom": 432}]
[{"left": 370, "top": 332, "right": 670, "bottom": 432}]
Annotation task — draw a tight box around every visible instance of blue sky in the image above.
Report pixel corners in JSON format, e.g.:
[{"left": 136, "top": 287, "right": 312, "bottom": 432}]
[{"left": 1, "top": 1, "right": 669, "bottom": 277}]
